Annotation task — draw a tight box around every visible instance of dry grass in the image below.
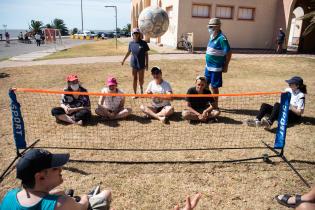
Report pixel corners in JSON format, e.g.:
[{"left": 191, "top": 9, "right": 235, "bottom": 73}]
[
  {"left": 39, "top": 39, "right": 157, "bottom": 60},
  {"left": 0, "top": 57, "right": 315, "bottom": 209}
]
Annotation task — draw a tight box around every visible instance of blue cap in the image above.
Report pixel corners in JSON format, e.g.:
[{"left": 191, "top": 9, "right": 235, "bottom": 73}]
[
  {"left": 285, "top": 76, "right": 303, "bottom": 85},
  {"left": 16, "top": 149, "right": 69, "bottom": 181}
]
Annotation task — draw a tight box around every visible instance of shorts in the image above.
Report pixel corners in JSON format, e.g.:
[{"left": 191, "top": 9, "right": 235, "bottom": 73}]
[
  {"left": 51, "top": 107, "right": 91, "bottom": 122},
  {"left": 204, "top": 70, "right": 222, "bottom": 88},
  {"left": 154, "top": 105, "right": 169, "bottom": 113}
]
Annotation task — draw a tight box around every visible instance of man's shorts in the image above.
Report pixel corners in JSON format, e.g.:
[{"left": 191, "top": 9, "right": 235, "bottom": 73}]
[{"left": 204, "top": 70, "right": 222, "bottom": 88}]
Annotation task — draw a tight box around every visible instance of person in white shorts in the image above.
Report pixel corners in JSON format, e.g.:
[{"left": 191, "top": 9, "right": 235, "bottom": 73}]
[
  {"left": 95, "top": 77, "right": 132, "bottom": 120},
  {"left": 140, "top": 66, "right": 174, "bottom": 123}
]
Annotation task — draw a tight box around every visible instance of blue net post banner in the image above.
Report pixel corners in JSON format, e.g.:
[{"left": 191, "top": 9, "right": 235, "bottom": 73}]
[
  {"left": 8, "top": 89, "right": 26, "bottom": 149},
  {"left": 274, "top": 92, "right": 291, "bottom": 149}
]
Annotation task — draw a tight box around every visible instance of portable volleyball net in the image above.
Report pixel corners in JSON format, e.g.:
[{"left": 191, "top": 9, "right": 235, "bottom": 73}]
[
  {"left": 8, "top": 88, "right": 291, "bottom": 158},
  {"left": 2, "top": 87, "right": 310, "bottom": 187}
]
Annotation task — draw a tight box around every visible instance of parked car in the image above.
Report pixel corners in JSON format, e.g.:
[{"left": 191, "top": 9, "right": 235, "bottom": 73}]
[
  {"left": 113, "top": 31, "right": 120, "bottom": 38},
  {"left": 76, "top": 30, "right": 95, "bottom": 38},
  {"left": 97, "top": 32, "right": 106, "bottom": 39}
]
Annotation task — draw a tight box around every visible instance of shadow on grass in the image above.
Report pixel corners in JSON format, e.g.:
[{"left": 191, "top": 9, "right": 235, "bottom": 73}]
[
  {"left": 220, "top": 108, "right": 259, "bottom": 117},
  {"left": 0, "top": 72, "right": 10, "bottom": 79},
  {"left": 63, "top": 166, "right": 90, "bottom": 175}
]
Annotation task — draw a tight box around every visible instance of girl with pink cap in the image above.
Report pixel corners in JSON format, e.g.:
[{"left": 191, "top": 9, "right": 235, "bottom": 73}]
[{"left": 95, "top": 77, "right": 132, "bottom": 120}]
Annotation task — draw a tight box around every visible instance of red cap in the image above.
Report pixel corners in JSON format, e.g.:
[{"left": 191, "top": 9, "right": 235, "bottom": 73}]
[
  {"left": 66, "top": 74, "right": 78, "bottom": 82},
  {"left": 107, "top": 77, "right": 118, "bottom": 86}
]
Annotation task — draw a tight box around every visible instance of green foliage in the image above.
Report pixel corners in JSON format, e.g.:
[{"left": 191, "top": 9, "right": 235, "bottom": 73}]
[
  {"left": 71, "top": 28, "right": 78, "bottom": 35},
  {"left": 45, "top": 24, "right": 53, "bottom": 28},
  {"left": 29, "top": 20, "right": 43, "bottom": 34},
  {"left": 52, "top": 18, "right": 69, "bottom": 36},
  {"left": 298, "top": 11, "right": 315, "bottom": 36}
]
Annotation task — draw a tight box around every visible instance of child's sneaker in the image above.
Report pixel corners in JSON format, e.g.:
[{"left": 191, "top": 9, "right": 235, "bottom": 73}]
[
  {"left": 246, "top": 119, "right": 262, "bottom": 127},
  {"left": 261, "top": 118, "right": 272, "bottom": 129}
]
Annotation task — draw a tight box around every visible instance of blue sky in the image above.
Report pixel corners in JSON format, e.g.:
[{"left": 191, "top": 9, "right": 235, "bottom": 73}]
[{"left": 0, "top": 0, "right": 131, "bottom": 30}]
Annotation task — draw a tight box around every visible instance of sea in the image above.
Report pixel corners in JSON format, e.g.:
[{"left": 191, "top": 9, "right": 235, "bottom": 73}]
[{"left": 1, "top": 29, "right": 114, "bottom": 39}]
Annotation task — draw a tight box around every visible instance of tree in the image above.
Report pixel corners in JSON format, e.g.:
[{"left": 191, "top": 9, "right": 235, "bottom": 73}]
[
  {"left": 122, "top": 23, "right": 131, "bottom": 33},
  {"left": 298, "top": 11, "right": 315, "bottom": 36},
  {"left": 29, "top": 20, "right": 43, "bottom": 34},
  {"left": 71, "top": 28, "right": 78, "bottom": 35},
  {"left": 52, "top": 18, "right": 69, "bottom": 35},
  {"left": 45, "top": 24, "right": 53, "bottom": 29}
]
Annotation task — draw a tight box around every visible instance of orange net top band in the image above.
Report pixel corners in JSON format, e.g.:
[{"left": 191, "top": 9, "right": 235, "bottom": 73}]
[{"left": 12, "top": 88, "right": 282, "bottom": 98}]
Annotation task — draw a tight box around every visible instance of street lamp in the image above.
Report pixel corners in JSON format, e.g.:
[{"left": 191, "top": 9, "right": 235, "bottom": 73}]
[
  {"left": 81, "top": 0, "right": 84, "bottom": 32},
  {"left": 105, "top": 5, "right": 117, "bottom": 49}
]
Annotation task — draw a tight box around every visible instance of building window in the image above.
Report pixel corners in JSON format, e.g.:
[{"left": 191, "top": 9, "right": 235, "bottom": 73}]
[
  {"left": 192, "top": 4, "right": 211, "bottom": 18},
  {"left": 166, "top": 6, "right": 173, "bottom": 19},
  {"left": 216, "top": 6, "right": 234, "bottom": 19},
  {"left": 238, "top": 7, "right": 255, "bottom": 20}
]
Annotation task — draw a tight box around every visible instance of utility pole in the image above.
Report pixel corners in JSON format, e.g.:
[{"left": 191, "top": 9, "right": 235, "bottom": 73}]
[
  {"left": 105, "top": 5, "right": 117, "bottom": 49},
  {"left": 81, "top": 0, "right": 84, "bottom": 32}
]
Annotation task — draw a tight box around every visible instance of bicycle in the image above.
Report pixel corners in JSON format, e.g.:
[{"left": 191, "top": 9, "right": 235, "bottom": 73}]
[{"left": 177, "top": 34, "right": 193, "bottom": 53}]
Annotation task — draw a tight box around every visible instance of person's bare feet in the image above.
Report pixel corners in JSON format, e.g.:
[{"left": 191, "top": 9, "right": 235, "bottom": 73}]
[{"left": 174, "top": 193, "right": 202, "bottom": 210}]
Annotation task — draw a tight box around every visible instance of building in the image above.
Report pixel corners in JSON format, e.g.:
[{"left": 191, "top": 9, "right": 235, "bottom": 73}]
[{"left": 131, "top": 0, "right": 315, "bottom": 53}]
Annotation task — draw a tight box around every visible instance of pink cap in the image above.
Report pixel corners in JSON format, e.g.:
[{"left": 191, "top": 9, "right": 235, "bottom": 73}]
[
  {"left": 107, "top": 77, "right": 118, "bottom": 86},
  {"left": 66, "top": 74, "right": 78, "bottom": 82}
]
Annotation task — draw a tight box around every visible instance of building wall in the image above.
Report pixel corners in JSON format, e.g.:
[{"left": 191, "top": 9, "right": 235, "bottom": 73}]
[
  {"left": 177, "top": 0, "right": 279, "bottom": 49},
  {"left": 132, "top": 0, "right": 291, "bottom": 49}
]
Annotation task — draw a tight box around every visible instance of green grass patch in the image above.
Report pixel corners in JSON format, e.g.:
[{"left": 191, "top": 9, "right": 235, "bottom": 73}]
[{"left": 38, "top": 39, "right": 157, "bottom": 60}]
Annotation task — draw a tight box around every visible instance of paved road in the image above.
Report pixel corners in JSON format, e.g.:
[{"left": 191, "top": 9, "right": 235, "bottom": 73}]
[{"left": 0, "top": 38, "right": 93, "bottom": 60}]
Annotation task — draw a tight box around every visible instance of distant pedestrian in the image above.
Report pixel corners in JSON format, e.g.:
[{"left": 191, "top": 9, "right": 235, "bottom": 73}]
[
  {"left": 5, "top": 32, "right": 10, "bottom": 44},
  {"left": 35, "top": 33, "right": 41, "bottom": 46},
  {"left": 0, "top": 33, "right": 2, "bottom": 40},
  {"left": 276, "top": 28, "right": 286, "bottom": 54},
  {"left": 19, "top": 32, "right": 23, "bottom": 40},
  {"left": 121, "top": 28, "right": 150, "bottom": 97}
]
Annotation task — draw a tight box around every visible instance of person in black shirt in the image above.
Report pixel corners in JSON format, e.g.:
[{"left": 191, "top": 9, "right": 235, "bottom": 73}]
[
  {"left": 51, "top": 74, "right": 91, "bottom": 125},
  {"left": 182, "top": 76, "right": 220, "bottom": 122},
  {"left": 276, "top": 28, "right": 286, "bottom": 54},
  {"left": 121, "top": 28, "right": 150, "bottom": 97}
]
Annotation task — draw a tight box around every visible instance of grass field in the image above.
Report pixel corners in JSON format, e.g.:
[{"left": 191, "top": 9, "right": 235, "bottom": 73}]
[
  {"left": 39, "top": 39, "right": 157, "bottom": 60},
  {"left": 0, "top": 57, "right": 314, "bottom": 209}
]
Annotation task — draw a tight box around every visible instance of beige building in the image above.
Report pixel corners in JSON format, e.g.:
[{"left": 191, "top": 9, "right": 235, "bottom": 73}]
[{"left": 131, "top": 0, "right": 314, "bottom": 52}]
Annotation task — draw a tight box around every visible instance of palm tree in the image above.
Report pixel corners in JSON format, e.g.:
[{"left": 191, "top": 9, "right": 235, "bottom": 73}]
[
  {"left": 45, "top": 23, "right": 53, "bottom": 29},
  {"left": 71, "top": 28, "right": 78, "bottom": 35},
  {"left": 298, "top": 11, "right": 315, "bottom": 36},
  {"left": 52, "top": 18, "right": 69, "bottom": 36},
  {"left": 29, "top": 20, "right": 43, "bottom": 34}
]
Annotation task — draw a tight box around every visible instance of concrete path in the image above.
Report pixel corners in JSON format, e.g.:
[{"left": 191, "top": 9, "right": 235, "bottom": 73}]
[
  {"left": 0, "top": 53, "right": 314, "bottom": 69},
  {"left": 0, "top": 38, "right": 93, "bottom": 61}
]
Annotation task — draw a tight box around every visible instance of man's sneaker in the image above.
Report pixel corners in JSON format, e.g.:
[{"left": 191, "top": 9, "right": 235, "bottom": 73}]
[
  {"left": 261, "top": 118, "right": 272, "bottom": 129},
  {"left": 246, "top": 119, "right": 262, "bottom": 127}
]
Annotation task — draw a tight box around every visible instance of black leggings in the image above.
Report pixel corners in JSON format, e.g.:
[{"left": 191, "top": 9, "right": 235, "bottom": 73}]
[
  {"left": 51, "top": 107, "right": 91, "bottom": 122},
  {"left": 256, "top": 103, "right": 301, "bottom": 125}
]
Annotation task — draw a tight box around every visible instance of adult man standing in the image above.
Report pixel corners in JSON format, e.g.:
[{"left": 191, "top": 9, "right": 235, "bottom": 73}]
[
  {"left": 204, "top": 18, "right": 232, "bottom": 108},
  {"left": 276, "top": 28, "right": 286, "bottom": 54}
]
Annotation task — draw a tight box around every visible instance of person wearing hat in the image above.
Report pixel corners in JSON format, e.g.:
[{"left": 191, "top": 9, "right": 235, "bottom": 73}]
[
  {"left": 205, "top": 18, "right": 232, "bottom": 108},
  {"left": 140, "top": 66, "right": 174, "bottom": 123},
  {"left": 276, "top": 27, "right": 286, "bottom": 54},
  {"left": 0, "top": 149, "right": 87, "bottom": 209},
  {"left": 247, "top": 76, "right": 307, "bottom": 129},
  {"left": 95, "top": 76, "right": 132, "bottom": 120},
  {"left": 51, "top": 74, "right": 91, "bottom": 125},
  {"left": 121, "top": 28, "right": 150, "bottom": 98},
  {"left": 182, "top": 76, "right": 220, "bottom": 123},
  {"left": 0, "top": 148, "right": 112, "bottom": 210}
]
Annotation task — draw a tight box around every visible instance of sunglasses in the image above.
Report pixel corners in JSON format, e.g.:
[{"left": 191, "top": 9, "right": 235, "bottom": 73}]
[{"left": 208, "top": 26, "right": 215, "bottom": 29}]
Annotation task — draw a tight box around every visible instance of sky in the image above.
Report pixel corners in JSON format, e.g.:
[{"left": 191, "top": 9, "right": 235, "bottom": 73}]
[{"left": 0, "top": 0, "right": 131, "bottom": 30}]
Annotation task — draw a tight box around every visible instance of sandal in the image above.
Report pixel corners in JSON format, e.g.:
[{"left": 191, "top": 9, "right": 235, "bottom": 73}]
[{"left": 275, "top": 194, "right": 315, "bottom": 208}]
